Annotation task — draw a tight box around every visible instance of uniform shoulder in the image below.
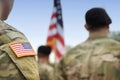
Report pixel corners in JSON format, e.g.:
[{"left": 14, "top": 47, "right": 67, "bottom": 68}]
[
  {"left": 65, "top": 41, "right": 94, "bottom": 57},
  {"left": 61, "top": 42, "right": 91, "bottom": 65},
  {"left": 88, "top": 38, "right": 120, "bottom": 49},
  {"left": 38, "top": 63, "right": 54, "bottom": 72},
  {"left": 93, "top": 38, "right": 120, "bottom": 44},
  {"left": 103, "top": 38, "right": 120, "bottom": 48}
]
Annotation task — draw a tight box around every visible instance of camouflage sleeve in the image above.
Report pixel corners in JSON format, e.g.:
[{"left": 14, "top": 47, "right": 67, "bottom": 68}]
[
  {"left": 0, "top": 49, "right": 26, "bottom": 80},
  {"left": 92, "top": 56, "right": 120, "bottom": 80},
  {"left": 103, "top": 60, "right": 120, "bottom": 80},
  {"left": 0, "top": 24, "right": 39, "bottom": 80}
]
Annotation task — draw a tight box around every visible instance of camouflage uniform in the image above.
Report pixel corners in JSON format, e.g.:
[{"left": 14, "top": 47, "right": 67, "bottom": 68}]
[
  {"left": 60, "top": 35, "right": 120, "bottom": 80},
  {"left": 38, "top": 62, "right": 64, "bottom": 80},
  {"left": 0, "top": 20, "right": 40, "bottom": 80},
  {"left": 38, "top": 62, "right": 55, "bottom": 80}
]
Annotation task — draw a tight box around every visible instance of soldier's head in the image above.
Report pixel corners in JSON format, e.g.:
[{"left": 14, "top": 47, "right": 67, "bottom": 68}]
[
  {"left": 85, "top": 7, "right": 112, "bottom": 32},
  {"left": 0, "top": 0, "right": 14, "bottom": 20},
  {"left": 37, "top": 45, "right": 52, "bottom": 63}
]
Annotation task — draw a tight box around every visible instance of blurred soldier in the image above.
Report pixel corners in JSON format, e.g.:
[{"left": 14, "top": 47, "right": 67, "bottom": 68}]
[
  {"left": 0, "top": 0, "right": 39, "bottom": 79},
  {"left": 59, "top": 8, "right": 120, "bottom": 80},
  {"left": 37, "top": 45, "right": 55, "bottom": 80},
  {"left": 37, "top": 45, "right": 64, "bottom": 80}
]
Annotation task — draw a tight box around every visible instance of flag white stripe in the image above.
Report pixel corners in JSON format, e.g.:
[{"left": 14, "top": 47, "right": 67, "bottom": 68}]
[
  {"left": 50, "top": 18, "right": 57, "bottom": 24},
  {"left": 48, "top": 28, "right": 57, "bottom": 36},
  {"left": 56, "top": 40, "right": 65, "bottom": 55},
  {"left": 57, "top": 24, "right": 64, "bottom": 38}
]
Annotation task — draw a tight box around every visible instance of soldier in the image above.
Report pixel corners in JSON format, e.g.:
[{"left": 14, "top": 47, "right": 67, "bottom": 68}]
[
  {"left": 37, "top": 45, "right": 55, "bottom": 80},
  {"left": 0, "top": 0, "right": 39, "bottom": 80},
  {"left": 59, "top": 8, "right": 120, "bottom": 80},
  {"left": 37, "top": 45, "right": 64, "bottom": 80}
]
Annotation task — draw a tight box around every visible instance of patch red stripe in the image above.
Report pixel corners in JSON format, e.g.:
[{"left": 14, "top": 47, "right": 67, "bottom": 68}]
[{"left": 10, "top": 42, "right": 35, "bottom": 57}]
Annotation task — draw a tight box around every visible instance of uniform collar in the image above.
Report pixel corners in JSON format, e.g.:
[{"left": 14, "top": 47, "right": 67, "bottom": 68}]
[{"left": 87, "top": 34, "right": 108, "bottom": 41}]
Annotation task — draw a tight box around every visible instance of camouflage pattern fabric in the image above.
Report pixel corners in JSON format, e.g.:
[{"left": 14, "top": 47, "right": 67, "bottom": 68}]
[
  {"left": 59, "top": 35, "right": 120, "bottom": 80},
  {"left": 38, "top": 62, "right": 55, "bottom": 80},
  {"left": 0, "top": 20, "right": 40, "bottom": 80},
  {"left": 38, "top": 62, "right": 64, "bottom": 80}
]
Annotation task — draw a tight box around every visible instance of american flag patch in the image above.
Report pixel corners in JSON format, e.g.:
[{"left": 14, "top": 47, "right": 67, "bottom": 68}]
[{"left": 9, "top": 42, "right": 36, "bottom": 57}]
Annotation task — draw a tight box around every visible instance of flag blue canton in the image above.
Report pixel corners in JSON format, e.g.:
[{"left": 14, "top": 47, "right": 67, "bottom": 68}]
[
  {"left": 54, "top": 0, "right": 63, "bottom": 28},
  {"left": 22, "top": 43, "right": 32, "bottom": 49}
]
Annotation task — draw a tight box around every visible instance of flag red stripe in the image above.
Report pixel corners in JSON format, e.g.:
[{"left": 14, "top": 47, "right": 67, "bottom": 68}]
[
  {"left": 47, "top": 35, "right": 57, "bottom": 41},
  {"left": 57, "top": 33, "right": 65, "bottom": 46},
  {"left": 56, "top": 49, "right": 62, "bottom": 58},
  {"left": 47, "top": 33, "right": 65, "bottom": 46},
  {"left": 49, "top": 24, "right": 57, "bottom": 30},
  {"left": 51, "top": 13, "right": 57, "bottom": 19}
]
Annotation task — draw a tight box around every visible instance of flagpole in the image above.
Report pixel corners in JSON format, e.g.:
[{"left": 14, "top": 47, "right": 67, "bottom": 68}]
[
  {"left": 53, "top": 37, "right": 58, "bottom": 80},
  {"left": 54, "top": 38, "right": 57, "bottom": 63}
]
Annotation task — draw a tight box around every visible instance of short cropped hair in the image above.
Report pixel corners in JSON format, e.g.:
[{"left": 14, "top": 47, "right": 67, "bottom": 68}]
[
  {"left": 85, "top": 7, "right": 112, "bottom": 30},
  {"left": 37, "top": 45, "right": 51, "bottom": 58}
]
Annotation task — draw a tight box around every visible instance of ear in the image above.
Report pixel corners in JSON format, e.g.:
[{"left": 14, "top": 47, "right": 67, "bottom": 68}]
[
  {"left": 106, "top": 25, "right": 109, "bottom": 29},
  {"left": 84, "top": 24, "right": 89, "bottom": 31}
]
